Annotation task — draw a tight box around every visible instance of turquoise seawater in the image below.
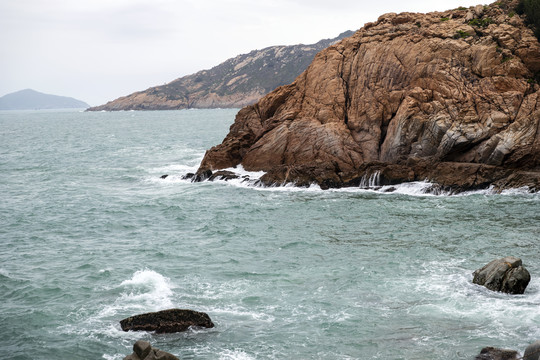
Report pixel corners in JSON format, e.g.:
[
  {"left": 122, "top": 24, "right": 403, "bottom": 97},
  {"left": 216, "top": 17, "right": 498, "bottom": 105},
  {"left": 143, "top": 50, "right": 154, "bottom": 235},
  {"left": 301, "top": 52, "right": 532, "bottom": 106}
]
[{"left": 1, "top": 109, "right": 539, "bottom": 360}]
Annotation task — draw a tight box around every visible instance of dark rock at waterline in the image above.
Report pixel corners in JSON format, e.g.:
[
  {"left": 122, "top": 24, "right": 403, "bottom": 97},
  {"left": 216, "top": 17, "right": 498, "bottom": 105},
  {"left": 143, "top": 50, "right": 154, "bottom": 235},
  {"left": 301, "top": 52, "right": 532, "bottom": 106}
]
[
  {"left": 524, "top": 340, "right": 540, "bottom": 360},
  {"left": 208, "top": 170, "right": 239, "bottom": 181},
  {"left": 475, "top": 346, "right": 520, "bottom": 360},
  {"left": 123, "top": 340, "right": 179, "bottom": 360},
  {"left": 160, "top": 174, "right": 169, "bottom": 179},
  {"left": 193, "top": 169, "right": 213, "bottom": 182},
  {"left": 182, "top": 173, "right": 195, "bottom": 180},
  {"left": 120, "top": 309, "right": 214, "bottom": 333},
  {"left": 473, "top": 256, "right": 531, "bottom": 294}
]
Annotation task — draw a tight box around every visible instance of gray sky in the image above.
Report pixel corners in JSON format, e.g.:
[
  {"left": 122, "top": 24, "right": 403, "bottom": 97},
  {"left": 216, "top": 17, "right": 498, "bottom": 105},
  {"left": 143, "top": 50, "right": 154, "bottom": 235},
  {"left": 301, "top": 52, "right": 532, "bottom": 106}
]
[{"left": 1, "top": 0, "right": 481, "bottom": 106}]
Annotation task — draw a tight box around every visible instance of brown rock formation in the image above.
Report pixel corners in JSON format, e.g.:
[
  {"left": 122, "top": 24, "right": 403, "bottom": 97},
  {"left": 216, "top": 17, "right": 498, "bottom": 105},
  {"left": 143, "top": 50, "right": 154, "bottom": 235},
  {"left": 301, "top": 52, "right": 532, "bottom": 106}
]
[
  {"left": 473, "top": 256, "right": 531, "bottom": 294},
  {"left": 475, "top": 346, "right": 520, "bottom": 360},
  {"left": 123, "top": 340, "right": 179, "bottom": 360},
  {"left": 197, "top": 1, "right": 540, "bottom": 192}
]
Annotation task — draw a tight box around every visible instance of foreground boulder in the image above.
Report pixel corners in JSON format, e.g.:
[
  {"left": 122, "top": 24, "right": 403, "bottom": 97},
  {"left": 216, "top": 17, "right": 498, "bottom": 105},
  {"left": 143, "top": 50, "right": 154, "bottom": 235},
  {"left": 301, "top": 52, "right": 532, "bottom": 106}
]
[
  {"left": 475, "top": 347, "right": 520, "bottom": 360},
  {"left": 524, "top": 340, "right": 540, "bottom": 360},
  {"left": 197, "top": 1, "right": 540, "bottom": 192},
  {"left": 123, "top": 340, "right": 179, "bottom": 360},
  {"left": 120, "top": 309, "right": 214, "bottom": 333},
  {"left": 473, "top": 256, "right": 531, "bottom": 294}
]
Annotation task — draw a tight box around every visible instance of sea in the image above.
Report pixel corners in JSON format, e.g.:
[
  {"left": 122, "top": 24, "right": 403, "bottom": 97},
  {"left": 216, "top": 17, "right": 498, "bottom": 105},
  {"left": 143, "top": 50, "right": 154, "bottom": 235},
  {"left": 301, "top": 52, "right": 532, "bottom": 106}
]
[{"left": 1, "top": 108, "right": 539, "bottom": 360}]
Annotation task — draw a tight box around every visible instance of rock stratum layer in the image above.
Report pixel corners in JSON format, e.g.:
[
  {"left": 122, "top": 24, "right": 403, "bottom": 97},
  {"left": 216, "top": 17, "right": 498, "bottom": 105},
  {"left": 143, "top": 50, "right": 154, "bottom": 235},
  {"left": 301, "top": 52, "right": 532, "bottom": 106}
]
[
  {"left": 87, "top": 32, "right": 353, "bottom": 111},
  {"left": 197, "top": 2, "right": 540, "bottom": 192}
]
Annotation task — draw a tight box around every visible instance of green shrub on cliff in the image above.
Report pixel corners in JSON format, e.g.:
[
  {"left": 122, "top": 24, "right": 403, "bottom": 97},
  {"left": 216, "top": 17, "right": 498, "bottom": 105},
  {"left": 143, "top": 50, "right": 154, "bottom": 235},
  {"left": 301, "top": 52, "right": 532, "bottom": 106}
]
[
  {"left": 517, "top": 0, "right": 540, "bottom": 39},
  {"left": 468, "top": 18, "right": 494, "bottom": 27}
]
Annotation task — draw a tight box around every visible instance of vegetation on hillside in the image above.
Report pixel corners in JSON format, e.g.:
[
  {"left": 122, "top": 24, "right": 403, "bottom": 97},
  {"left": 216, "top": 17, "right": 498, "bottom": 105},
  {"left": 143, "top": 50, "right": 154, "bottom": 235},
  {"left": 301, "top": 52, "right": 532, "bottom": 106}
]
[{"left": 517, "top": 0, "right": 540, "bottom": 39}]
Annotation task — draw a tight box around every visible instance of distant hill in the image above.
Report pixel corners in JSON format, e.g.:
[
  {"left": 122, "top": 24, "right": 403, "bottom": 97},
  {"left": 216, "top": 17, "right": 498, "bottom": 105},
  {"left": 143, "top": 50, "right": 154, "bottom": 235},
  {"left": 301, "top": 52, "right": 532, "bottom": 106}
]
[
  {"left": 87, "top": 31, "right": 354, "bottom": 111},
  {"left": 0, "top": 89, "right": 90, "bottom": 110}
]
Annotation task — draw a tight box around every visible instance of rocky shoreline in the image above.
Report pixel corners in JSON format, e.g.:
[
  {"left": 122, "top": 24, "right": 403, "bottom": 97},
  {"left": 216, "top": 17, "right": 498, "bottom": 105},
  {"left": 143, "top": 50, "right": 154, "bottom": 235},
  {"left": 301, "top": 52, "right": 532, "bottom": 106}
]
[{"left": 184, "top": 159, "right": 540, "bottom": 194}]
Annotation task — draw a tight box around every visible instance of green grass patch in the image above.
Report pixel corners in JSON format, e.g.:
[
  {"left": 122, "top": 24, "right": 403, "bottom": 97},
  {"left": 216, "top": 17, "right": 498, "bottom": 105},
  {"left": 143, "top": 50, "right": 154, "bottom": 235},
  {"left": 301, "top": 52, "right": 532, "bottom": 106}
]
[
  {"left": 468, "top": 18, "right": 494, "bottom": 27},
  {"left": 454, "top": 30, "right": 470, "bottom": 39}
]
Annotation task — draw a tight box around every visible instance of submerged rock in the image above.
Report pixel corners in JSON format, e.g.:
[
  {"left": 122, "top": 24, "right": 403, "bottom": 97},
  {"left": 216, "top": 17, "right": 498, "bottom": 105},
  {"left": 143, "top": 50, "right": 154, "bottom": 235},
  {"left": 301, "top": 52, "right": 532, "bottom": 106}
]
[
  {"left": 197, "top": 1, "right": 540, "bottom": 192},
  {"left": 123, "top": 340, "right": 179, "bottom": 360},
  {"left": 473, "top": 256, "right": 531, "bottom": 294},
  {"left": 120, "top": 309, "right": 214, "bottom": 333},
  {"left": 475, "top": 346, "right": 520, "bottom": 360}
]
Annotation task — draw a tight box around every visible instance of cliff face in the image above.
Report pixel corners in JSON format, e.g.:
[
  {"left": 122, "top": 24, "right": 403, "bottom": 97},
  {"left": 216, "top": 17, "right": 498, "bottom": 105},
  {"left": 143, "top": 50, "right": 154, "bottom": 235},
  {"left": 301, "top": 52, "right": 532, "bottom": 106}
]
[
  {"left": 197, "top": 2, "right": 540, "bottom": 192},
  {"left": 87, "top": 31, "right": 353, "bottom": 111}
]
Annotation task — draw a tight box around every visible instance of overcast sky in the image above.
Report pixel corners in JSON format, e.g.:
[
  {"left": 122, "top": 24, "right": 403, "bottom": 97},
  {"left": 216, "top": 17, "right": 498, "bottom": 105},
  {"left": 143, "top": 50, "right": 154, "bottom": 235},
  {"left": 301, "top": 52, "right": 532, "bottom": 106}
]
[{"left": 0, "top": 0, "right": 482, "bottom": 106}]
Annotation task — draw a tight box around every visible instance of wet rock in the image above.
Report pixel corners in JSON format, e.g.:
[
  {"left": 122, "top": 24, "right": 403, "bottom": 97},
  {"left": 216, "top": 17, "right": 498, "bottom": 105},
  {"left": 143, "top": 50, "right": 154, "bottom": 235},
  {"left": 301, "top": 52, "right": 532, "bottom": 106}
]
[
  {"left": 123, "top": 340, "right": 179, "bottom": 360},
  {"left": 208, "top": 170, "right": 239, "bottom": 181},
  {"left": 524, "top": 340, "right": 540, "bottom": 360},
  {"left": 182, "top": 173, "right": 195, "bottom": 180},
  {"left": 473, "top": 256, "right": 531, "bottom": 294},
  {"left": 475, "top": 346, "right": 520, "bottom": 360},
  {"left": 120, "top": 309, "right": 214, "bottom": 333},
  {"left": 193, "top": 169, "right": 212, "bottom": 182},
  {"left": 160, "top": 174, "right": 169, "bottom": 179}
]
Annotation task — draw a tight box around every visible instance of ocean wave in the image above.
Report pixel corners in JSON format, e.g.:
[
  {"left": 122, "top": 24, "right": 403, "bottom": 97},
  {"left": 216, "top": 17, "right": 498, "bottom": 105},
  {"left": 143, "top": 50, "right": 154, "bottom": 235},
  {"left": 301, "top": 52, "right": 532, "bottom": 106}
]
[
  {"left": 58, "top": 269, "right": 177, "bottom": 342},
  {"left": 114, "top": 269, "right": 175, "bottom": 313},
  {"left": 0, "top": 268, "right": 11, "bottom": 279}
]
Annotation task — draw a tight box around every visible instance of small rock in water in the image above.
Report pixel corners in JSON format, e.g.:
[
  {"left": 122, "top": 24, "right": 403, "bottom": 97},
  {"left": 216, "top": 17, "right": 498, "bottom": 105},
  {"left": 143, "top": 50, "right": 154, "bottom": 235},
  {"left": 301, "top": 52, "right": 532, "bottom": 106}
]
[
  {"left": 182, "top": 173, "right": 195, "bottom": 180},
  {"left": 472, "top": 256, "right": 531, "bottom": 294},
  {"left": 160, "top": 174, "right": 169, "bottom": 179},
  {"left": 524, "top": 340, "right": 540, "bottom": 360},
  {"left": 475, "top": 346, "right": 520, "bottom": 360},
  {"left": 123, "top": 340, "right": 179, "bottom": 360},
  {"left": 120, "top": 308, "right": 214, "bottom": 333}
]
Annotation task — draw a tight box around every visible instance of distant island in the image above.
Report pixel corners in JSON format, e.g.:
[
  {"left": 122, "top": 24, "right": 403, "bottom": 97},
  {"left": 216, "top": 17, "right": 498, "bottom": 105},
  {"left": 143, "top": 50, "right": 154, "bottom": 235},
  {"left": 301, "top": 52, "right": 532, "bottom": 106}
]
[
  {"left": 0, "top": 89, "right": 90, "bottom": 110},
  {"left": 87, "top": 31, "right": 354, "bottom": 111}
]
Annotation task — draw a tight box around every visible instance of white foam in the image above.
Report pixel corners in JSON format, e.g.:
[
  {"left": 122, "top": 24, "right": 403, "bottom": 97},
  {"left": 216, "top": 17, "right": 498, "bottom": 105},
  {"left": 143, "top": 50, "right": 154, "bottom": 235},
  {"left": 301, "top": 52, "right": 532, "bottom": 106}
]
[
  {"left": 57, "top": 269, "right": 178, "bottom": 347},
  {"left": 102, "top": 354, "right": 124, "bottom": 360},
  {"left": 211, "top": 306, "right": 275, "bottom": 323},
  {"left": 115, "top": 269, "right": 175, "bottom": 312},
  {"left": 151, "top": 160, "right": 539, "bottom": 198},
  {"left": 500, "top": 186, "right": 535, "bottom": 196},
  {"left": 0, "top": 268, "right": 10, "bottom": 278},
  {"left": 219, "top": 349, "right": 256, "bottom": 360},
  {"left": 412, "top": 260, "right": 540, "bottom": 345}
]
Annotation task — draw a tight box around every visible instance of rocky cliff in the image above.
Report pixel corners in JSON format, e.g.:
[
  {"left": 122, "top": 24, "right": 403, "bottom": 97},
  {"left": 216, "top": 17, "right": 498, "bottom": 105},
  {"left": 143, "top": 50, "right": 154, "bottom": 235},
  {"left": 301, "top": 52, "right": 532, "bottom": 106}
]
[
  {"left": 87, "top": 31, "right": 353, "bottom": 111},
  {"left": 197, "top": 1, "right": 540, "bottom": 192}
]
